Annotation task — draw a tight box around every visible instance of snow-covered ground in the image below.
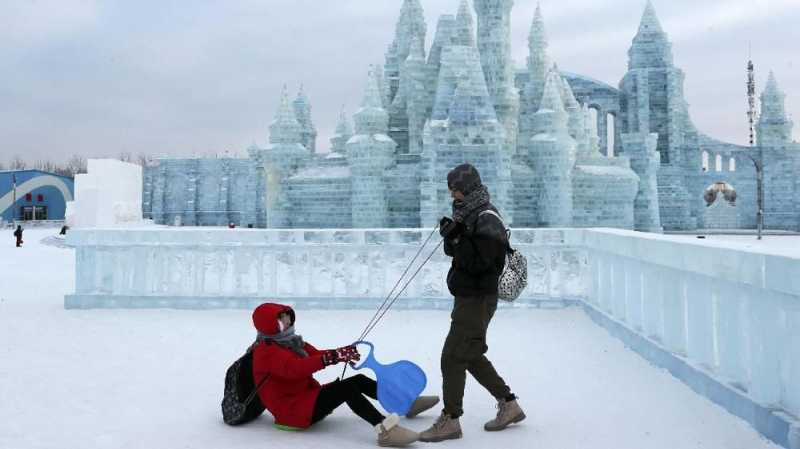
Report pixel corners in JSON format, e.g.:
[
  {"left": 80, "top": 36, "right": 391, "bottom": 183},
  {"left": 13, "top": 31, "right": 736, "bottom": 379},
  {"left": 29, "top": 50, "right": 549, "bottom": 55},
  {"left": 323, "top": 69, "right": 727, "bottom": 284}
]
[{"left": 0, "top": 229, "right": 781, "bottom": 449}]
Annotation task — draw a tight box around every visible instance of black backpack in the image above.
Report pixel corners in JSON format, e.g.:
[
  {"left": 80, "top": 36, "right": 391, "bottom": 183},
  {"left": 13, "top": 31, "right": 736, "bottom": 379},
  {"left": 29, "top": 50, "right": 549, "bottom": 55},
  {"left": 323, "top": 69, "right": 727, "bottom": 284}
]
[{"left": 221, "top": 343, "right": 270, "bottom": 426}]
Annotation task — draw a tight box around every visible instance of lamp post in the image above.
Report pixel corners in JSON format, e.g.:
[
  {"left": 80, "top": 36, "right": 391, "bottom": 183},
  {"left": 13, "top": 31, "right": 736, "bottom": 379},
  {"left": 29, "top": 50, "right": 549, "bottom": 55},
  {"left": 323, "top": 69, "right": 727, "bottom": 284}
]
[{"left": 745, "top": 152, "right": 764, "bottom": 240}]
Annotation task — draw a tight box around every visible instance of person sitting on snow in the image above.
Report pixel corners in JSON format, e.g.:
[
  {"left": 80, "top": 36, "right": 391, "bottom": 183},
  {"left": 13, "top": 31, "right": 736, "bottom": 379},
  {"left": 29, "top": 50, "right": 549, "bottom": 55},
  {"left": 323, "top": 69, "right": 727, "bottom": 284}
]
[
  {"left": 251, "top": 302, "right": 439, "bottom": 447},
  {"left": 419, "top": 163, "right": 526, "bottom": 442}
]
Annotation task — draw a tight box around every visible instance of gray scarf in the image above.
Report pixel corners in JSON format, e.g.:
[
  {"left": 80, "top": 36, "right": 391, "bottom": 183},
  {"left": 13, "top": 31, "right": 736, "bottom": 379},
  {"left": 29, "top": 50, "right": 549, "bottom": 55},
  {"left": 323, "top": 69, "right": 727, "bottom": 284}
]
[
  {"left": 258, "top": 326, "right": 308, "bottom": 358},
  {"left": 452, "top": 184, "right": 491, "bottom": 223}
]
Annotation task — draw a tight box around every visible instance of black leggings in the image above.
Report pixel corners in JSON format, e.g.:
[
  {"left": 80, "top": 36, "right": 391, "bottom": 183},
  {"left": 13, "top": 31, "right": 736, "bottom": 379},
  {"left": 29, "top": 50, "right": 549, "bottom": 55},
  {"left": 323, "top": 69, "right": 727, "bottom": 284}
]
[{"left": 311, "top": 374, "right": 384, "bottom": 426}]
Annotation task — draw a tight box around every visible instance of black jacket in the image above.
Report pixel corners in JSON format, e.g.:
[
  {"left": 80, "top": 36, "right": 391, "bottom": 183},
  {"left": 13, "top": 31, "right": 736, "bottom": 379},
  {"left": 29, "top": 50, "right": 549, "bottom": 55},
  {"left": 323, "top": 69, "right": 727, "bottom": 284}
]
[{"left": 443, "top": 203, "right": 508, "bottom": 298}]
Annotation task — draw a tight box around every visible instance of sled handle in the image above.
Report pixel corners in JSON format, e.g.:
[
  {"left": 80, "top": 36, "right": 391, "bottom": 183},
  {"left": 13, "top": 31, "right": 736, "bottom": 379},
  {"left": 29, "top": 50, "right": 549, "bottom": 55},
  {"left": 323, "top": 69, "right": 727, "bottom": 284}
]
[{"left": 349, "top": 340, "right": 374, "bottom": 371}]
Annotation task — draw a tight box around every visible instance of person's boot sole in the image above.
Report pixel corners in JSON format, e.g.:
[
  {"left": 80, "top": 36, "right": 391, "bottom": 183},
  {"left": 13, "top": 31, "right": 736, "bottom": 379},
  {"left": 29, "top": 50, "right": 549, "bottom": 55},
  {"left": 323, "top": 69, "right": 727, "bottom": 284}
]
[
  {"left": 378, "top": 437, "right": 420, "bottom": 448},
  {"left": 419, "top": 431, "right": 463, "bottom": 443},
  {"left": 484, "top": 412, "right": 526, "bottom": 432},
  {"left": 405, "top": 398, "right": 441, "bottom": 419}
]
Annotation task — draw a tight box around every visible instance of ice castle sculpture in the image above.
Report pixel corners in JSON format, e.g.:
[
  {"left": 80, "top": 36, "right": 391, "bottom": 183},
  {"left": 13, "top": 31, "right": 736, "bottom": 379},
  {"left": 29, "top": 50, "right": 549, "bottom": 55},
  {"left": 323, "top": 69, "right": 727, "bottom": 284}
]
[{"left": 143, "top": 0, "right": 800, "bottom": 231}]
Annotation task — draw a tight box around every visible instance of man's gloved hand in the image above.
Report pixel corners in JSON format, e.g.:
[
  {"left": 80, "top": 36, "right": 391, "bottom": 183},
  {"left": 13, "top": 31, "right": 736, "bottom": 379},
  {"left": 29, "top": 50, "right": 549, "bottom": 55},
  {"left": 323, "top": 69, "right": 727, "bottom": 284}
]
[
  {"left": 439, "top": 217, "right": 464, "bottom": 239},
  {"left": 322, "top": 345, "right": 361, "bottom": 367}
]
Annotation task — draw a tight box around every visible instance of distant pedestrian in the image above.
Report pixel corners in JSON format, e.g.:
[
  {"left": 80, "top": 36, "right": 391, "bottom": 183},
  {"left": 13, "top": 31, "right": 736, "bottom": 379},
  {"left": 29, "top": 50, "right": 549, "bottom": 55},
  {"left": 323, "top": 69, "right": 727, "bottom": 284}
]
[
  {"left": 59, "top": 225, "right": 69, "bottom": 236},
  {"left": 13, "top": 225, "right": 23, "bottom": 247}
]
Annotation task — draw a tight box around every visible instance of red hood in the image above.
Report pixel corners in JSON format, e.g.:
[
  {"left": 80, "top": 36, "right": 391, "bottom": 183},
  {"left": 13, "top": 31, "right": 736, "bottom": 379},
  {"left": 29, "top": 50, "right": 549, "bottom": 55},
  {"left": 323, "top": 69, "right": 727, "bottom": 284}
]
[{"left": 252, "top": 303, "right": 296, "bottom": 335}]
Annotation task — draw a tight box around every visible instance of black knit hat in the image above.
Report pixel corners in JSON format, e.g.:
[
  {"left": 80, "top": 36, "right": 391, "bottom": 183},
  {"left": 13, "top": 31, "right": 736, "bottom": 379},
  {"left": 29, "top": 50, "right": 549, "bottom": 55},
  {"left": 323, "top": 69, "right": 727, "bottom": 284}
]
[{"left": 447, "top": 163, "right": 482, "bottom": 195}]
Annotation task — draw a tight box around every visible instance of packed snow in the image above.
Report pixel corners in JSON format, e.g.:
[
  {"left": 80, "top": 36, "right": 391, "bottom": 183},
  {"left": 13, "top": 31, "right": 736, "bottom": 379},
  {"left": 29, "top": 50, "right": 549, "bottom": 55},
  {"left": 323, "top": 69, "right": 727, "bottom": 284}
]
[{"left": 0, "top": 228, "right": 781, "bottom": 449}]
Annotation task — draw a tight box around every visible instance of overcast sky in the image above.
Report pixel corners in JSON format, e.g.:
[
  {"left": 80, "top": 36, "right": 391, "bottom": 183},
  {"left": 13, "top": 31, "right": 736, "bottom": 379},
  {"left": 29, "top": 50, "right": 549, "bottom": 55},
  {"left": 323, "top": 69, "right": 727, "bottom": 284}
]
[{"left": 1, "top": 0, "right": 798, "bottom": 164}]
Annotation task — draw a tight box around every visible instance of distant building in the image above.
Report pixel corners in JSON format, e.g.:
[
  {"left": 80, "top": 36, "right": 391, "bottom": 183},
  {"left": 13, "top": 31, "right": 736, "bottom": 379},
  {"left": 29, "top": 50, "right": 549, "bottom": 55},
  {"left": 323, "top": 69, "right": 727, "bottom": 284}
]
[{"left": 0, "top": 170, "right": 75, "bottom": 222}]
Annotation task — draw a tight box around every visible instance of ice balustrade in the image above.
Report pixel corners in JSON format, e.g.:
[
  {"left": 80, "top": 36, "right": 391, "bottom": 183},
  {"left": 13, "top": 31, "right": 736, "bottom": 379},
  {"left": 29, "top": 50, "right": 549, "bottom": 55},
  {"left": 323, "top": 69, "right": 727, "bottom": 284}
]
[
  {"left": 65, "top": 226, "right": 800, "bottom": 433},
  {"left": 584, "top": 229, "right": 800, "bottom": 423},
  {"left": 65, "top": 228, "right": 588, "bottom": 310}
]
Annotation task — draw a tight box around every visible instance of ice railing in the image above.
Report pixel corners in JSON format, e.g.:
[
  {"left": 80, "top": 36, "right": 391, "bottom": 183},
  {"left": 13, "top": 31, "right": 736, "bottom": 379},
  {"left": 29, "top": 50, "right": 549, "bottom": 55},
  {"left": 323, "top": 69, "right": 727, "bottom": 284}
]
[
  {"left": 584, "top": 229, "right": 800, "bottom": 424},
  {"left": 65, "top": 228, "right": 588, "bottom": 309}
]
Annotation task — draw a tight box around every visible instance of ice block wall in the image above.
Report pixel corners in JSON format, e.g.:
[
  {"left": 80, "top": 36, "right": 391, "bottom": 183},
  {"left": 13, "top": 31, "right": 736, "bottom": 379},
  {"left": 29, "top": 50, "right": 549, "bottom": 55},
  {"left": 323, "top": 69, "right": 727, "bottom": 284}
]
[{"left": 67, "top": 159, "right": 143, "bottom": 228}]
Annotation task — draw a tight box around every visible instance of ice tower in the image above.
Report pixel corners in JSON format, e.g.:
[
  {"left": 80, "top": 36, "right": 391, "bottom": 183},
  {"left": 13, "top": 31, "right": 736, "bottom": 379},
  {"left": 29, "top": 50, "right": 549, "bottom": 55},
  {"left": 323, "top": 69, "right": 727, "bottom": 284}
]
[
  {"left": 347, "top": 68, "right": 397, "bottom": 228},
  {"left": 420, "top": 44, "right": 511, "bottom": 226},
  {"left": 473, "top": 0, "right": 520, "bottom": 154},
  {"left": 620, "top": 1, "right": 694, "bottom": 230}
]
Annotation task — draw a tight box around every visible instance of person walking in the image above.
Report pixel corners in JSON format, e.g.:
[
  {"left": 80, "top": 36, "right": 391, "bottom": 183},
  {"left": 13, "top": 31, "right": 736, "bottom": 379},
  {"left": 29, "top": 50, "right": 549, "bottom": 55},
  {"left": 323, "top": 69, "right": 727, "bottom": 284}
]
[
  {"left": 13, "top": 225, "right": 23, "bottom": 247},
  {"left": 419, "top": 163, "right": 525, "bottom": 442}
]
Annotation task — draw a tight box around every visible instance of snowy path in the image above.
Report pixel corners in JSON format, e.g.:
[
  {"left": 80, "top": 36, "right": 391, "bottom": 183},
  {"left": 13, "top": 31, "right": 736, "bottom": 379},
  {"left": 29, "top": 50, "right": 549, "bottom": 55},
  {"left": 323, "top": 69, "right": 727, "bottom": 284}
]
[{"left": 0, "top": 229, "right": 780, "bottom": 449}]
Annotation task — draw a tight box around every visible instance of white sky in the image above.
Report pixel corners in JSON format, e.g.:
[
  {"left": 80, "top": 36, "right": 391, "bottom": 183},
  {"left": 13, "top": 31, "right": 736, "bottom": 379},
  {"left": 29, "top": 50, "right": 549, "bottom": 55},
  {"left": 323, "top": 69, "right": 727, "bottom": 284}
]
[{"left": 1, "top": 0, "right": 798, "bottom": 164}]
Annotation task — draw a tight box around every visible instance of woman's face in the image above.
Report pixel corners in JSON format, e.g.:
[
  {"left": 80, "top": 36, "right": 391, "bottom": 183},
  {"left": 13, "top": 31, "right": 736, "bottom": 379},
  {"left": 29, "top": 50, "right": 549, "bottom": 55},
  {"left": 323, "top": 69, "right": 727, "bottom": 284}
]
[{"left": 278, "top": 312, "right": 293, "bottom": 331}]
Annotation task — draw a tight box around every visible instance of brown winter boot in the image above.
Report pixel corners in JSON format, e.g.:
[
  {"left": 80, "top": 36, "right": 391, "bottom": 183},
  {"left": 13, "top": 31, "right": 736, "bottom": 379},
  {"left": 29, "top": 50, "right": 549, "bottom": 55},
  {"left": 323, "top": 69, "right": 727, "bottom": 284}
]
[
  {"left": 483, "top": 398, "right": 526, "bottom": 431},
  {"left": 405, "top": 395, "right": 440, "bottom": 418},
  {"left": 419, "top": 411, "right": 462, "bottom": 442},
  {"left": 375, "top": 414, "right": 419, "bottom": 447}
]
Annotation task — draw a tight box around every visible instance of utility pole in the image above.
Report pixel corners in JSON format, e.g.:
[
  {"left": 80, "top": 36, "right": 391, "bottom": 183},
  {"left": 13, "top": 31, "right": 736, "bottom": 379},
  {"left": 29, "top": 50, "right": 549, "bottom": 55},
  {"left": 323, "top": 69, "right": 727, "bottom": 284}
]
[
  {"left": 746, "top": 53, "right": 764, "bottom": 240},
  {"left": 11, "top": 173, "right": 17, "bottom": 227}
]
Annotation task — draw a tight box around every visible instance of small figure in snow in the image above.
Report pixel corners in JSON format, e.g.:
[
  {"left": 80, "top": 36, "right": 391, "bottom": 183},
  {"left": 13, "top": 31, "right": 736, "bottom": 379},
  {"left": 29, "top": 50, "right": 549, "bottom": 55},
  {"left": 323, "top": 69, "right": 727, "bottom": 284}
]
[
  {"left": 13, "top": 225, "right": 23, "bottom": 247},
  {"left": 228, "top": 222, "right": 236, "bottom": 229},
  {"left": 420, "top": 164, "right": 525, "bottom": 442},
  {"left": 59, "top": 225, "right": 69, "bottom": 236},
  {"left": 251, "top": 303, "right": 439, "bottom": 447}
]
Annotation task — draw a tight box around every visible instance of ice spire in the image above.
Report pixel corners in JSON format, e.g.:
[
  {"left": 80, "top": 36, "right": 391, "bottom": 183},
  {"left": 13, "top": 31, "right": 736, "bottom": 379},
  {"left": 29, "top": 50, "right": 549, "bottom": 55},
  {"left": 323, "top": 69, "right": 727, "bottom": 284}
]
[
  {"left": 628, "top": 0, "right": 672, "bottom": 69},
  {"left": 354, "top": 67, "right": 389, "bottom": 135},
  {"left": 757, "top": 71, "right": 794, "bottom": 147},
  {"left": 269, "top": 85, "right": 303, "bottom": 145},
  {"left": 385, "top": 0, "right": 427, "bottom": 104},
  {"left": 638, "top": 0, "right": 664, "bottom": 35},
  {"left": 560, "top": 77, "right": 585, "bottom": 143},
  {"left": 292, "top": 85, "right": 317, "bottom": 153},
  {"left": 539, "top": 69, "right": 566, "bottom": 116},
  {"left": 528, "top": 3, "right": 549, "bottom": 72},
  {"left": 531, "top": 68, "right": 575, "bottom": 227},
  {"left": 455, "top": 0, "right": 475, "bottom": 47},
  {"left": 330, "top": 106, "right": 352, "bottom": 155}
]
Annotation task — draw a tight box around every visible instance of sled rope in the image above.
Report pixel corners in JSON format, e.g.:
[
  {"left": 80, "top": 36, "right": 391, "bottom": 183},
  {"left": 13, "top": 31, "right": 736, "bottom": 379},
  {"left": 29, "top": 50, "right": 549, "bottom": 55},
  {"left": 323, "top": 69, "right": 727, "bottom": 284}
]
[
  {"left": 357, "top": 225, "right": 440, "bottom": 342},
  {"left": 341, "top": 225, "right": 442, "bottom": 378}
]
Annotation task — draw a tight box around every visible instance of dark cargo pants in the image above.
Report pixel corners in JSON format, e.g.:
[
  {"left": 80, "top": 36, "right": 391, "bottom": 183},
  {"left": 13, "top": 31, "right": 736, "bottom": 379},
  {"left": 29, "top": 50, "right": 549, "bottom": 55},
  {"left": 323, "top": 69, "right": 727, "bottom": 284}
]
[{"left": 441, "top": 294, "right": 511, "bottom": 418}]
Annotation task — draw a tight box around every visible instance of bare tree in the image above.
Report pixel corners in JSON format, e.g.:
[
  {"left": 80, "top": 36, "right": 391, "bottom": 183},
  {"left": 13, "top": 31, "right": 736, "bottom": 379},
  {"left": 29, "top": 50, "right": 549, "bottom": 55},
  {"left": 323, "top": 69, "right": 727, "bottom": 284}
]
[
  {"left": 136, "top": 153, "right": 151, "bottom": 167},
  {"left": 10, "top": 156, "right": 27, "bottom": 170},
  {"left": 118, "top": 152, "right": 133, "bottom": 163},
  {"left": 65, "top": 154, "right": 88, "bottom": 177},
  {"left": 33, "top": 160, "right": 57, "bottom": 173}
]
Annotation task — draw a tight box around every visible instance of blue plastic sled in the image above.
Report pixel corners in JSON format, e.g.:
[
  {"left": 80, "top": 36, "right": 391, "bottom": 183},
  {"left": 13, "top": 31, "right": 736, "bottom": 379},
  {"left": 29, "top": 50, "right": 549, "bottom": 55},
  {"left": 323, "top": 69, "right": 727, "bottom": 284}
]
[{"left": 350, "top": 341, "right": 427, "bottom": 416}]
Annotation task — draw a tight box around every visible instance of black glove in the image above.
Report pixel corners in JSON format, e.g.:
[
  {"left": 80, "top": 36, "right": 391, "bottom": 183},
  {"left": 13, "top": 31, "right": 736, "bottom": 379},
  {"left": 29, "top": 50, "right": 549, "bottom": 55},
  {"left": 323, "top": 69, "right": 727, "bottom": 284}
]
[
  {"left": 439, "top": 217, "right": 464, "bottom": 239},
  {"left": 322, "top": 345, "right": 361, "bottom": 367}
]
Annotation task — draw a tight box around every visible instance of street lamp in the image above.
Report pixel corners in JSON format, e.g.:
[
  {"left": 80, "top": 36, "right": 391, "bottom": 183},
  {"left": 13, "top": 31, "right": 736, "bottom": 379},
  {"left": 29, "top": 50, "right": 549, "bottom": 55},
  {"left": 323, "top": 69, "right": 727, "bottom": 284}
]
[{"left": 745, "top": 152, "right": 764, "bottom": 240}]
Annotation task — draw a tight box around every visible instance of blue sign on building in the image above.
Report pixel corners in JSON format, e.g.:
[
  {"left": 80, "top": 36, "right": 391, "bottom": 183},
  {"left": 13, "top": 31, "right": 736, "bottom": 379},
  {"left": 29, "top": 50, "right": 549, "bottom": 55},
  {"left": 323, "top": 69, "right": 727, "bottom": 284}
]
[{"left": 0, "top": 170, "right": 75, "bottom": 222}]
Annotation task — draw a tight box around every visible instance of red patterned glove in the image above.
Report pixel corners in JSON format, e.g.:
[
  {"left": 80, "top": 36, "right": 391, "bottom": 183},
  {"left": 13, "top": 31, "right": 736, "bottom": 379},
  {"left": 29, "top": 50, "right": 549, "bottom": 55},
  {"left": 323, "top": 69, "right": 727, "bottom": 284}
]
[{"left": 321, "top": 345, "right": 361, "bottom": 366}]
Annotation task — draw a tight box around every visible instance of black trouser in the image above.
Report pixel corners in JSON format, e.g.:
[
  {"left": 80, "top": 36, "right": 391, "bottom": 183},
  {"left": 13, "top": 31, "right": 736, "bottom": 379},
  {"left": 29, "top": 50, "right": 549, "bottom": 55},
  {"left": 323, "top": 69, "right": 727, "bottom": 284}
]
[
  {"left": 442, "top": 294, "right": 511, "bottom": 418},
  {"left": 311, "top": 374, "right": 384, "bottom": 426}
]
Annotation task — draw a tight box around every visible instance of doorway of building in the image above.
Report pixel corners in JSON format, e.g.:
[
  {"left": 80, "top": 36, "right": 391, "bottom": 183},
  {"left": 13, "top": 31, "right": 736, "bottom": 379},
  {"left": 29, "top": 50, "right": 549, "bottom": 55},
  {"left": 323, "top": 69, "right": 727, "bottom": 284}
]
[{"left": 21, "top": 206, "right": 48, "bottom": 221}]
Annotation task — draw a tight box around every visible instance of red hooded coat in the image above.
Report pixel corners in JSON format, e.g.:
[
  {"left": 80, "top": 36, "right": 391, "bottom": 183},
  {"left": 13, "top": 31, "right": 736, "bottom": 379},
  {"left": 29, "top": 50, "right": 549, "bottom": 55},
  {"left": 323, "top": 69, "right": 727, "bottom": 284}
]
[{"left": 251, "top": 303, "right": 327, "bottom": 429}]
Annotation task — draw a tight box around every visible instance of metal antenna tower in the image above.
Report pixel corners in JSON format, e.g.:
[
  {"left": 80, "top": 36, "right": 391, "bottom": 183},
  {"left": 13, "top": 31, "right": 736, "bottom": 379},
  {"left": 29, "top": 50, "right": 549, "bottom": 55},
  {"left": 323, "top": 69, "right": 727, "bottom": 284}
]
[{"left": 747, "top": 45, "right": 757, "bottom": 146}]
